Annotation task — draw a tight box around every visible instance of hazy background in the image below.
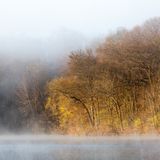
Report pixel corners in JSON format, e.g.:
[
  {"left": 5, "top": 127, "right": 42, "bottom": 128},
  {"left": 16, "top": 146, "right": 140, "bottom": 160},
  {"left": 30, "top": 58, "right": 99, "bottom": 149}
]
[{"left": 0, "top": 0, "right": 160, "bottom": 61}]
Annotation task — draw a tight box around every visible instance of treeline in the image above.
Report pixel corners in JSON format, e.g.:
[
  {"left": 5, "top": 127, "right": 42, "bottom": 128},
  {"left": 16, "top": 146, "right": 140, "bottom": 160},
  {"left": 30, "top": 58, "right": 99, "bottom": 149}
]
[
  {"left": 1, "top": 17, "right": 160, "bottom": 135},
  {"left": 45, "top": 17, "right": 160, "bottom": 135}
]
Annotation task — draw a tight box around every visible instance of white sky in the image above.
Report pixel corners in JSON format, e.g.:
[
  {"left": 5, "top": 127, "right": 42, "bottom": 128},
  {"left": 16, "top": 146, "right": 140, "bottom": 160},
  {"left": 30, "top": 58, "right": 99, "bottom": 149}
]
[{"left": 0, "top": 0, "right": 159, "bottom": 38}]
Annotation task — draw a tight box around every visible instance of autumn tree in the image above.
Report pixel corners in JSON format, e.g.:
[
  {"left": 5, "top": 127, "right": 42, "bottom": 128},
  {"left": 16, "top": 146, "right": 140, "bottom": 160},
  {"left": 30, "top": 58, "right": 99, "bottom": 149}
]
[{"left": 16, "top": 61, "right": 57, "bottom": 132}]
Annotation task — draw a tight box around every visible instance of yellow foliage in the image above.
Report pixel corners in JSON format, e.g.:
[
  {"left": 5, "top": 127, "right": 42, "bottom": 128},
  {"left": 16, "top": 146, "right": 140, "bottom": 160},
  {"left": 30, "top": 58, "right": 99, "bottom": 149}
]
[{"left": 134, "top": 118, "right": 141, "bottom": 128}]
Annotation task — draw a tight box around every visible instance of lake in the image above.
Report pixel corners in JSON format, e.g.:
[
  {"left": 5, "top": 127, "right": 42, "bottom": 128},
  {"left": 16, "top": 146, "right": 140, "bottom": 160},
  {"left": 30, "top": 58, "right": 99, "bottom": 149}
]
[{"left": 0, "top": 135, "right": 159, "bottom": 160}]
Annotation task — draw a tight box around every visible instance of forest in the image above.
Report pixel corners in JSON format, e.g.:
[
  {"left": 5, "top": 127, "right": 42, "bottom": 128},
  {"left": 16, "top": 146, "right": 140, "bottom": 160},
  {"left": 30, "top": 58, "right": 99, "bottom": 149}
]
[{"left": 1, "top": 17, "right": 160, "bottom": 135}]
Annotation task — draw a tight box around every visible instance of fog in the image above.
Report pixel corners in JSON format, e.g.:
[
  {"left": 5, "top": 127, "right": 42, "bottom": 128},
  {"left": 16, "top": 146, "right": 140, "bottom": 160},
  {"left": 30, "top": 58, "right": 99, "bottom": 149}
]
[
  {"left": 0, "top": 0, "right": 160, "bottom": 61},
  {"left": 0, "top": 29, "right": 90, "bottom": 62}
]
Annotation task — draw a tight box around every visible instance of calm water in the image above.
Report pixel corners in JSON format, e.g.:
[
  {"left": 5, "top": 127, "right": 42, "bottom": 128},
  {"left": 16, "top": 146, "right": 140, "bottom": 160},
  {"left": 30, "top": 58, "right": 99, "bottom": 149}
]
[{"left": 0, "top": 136, "right": 159, "bottom": 160}]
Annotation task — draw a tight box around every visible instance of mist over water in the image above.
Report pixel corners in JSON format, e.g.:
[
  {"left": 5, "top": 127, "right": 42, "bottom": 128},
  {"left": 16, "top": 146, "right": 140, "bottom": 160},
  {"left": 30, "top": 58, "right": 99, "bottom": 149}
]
[
  {"left": 0, "top": 1, "right": 160, "bottom": 159},
  {"left": 0, "top": 135, "right": 158, "bottom": 160}
]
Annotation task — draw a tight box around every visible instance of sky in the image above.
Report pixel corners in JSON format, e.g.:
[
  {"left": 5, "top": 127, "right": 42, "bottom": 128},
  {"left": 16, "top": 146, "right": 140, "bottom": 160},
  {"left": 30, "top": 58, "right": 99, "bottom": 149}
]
[{"left": 0, "top": 0, "right": 159, "bottom": 38}]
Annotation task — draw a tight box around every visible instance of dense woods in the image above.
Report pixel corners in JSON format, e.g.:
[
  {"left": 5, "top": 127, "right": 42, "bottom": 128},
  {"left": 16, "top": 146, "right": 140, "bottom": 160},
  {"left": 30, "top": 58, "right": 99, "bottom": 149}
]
[{"left": 1, "top": 17, "right": 160, "bottom": 135}]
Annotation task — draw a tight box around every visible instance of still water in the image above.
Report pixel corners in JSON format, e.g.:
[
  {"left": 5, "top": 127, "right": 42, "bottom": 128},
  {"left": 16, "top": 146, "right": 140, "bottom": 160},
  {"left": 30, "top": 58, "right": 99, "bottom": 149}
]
[{"left": 0, "top": 135, "right": 159, "bottom": 160}]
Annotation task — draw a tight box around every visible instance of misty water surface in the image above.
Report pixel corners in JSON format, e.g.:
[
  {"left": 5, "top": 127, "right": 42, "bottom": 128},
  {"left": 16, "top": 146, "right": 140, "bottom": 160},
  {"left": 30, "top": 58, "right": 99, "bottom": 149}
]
[{"left": 0, "top": 135, "right": 159, "bottom": 160}]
